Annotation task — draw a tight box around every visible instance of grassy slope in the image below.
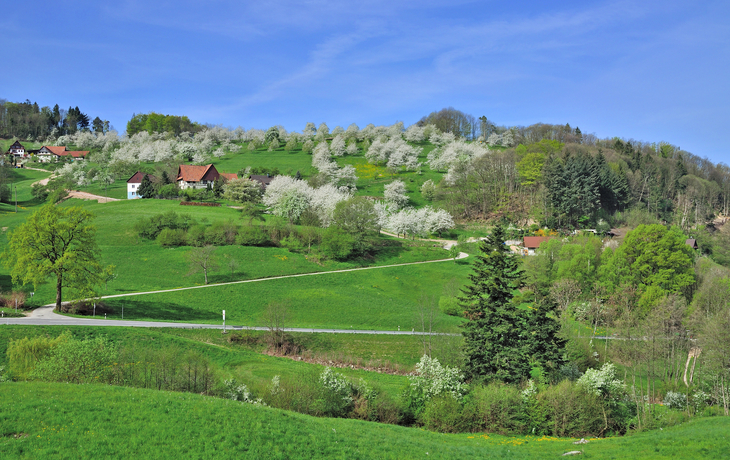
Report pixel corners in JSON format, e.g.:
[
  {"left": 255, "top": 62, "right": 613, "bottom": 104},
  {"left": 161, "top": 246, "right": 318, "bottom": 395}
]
[
  {"left": 101, "top": 259, "right": 470, "bottom": 330},
  {"left": 1, "top": 382, "right": 728, "bottom": 459},
  {"left": 0, "top": 326, "right": 409, "bottom": 393}
]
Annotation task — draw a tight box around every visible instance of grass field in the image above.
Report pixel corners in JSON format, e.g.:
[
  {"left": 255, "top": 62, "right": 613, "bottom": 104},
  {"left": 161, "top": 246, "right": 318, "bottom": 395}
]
[
  {"left": 0, "top": 168, "right": 51, "bottom": 214},
  {"left": 100, "top": 259, "right": 471, "bottom": 330},
  {"left": 1, "top": 382, "right": 727, "bottom": 459},
  {"left": 1, "top": 196, "right": 460, "bottom": 308}
]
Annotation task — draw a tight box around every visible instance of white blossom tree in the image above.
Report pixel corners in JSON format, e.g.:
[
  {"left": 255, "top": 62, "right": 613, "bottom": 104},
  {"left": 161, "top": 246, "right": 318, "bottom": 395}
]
[
  {"left": 303, "top": 122, "right": 317, "bottom": 138},
  {"left": 384, "top": 180, "right": 409, "bottom": 209},
  {"left": 330, "top": 135, "right": 346, "bottom": 156}
]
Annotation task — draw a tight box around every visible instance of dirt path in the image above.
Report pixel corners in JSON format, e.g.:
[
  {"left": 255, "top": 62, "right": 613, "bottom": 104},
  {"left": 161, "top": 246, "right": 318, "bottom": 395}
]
[
  {"left": 30, "top": 173, "right": 119, "bottom": 203},
  {"left": 66, "top": 190, "right": 120, "bottom": 203}
]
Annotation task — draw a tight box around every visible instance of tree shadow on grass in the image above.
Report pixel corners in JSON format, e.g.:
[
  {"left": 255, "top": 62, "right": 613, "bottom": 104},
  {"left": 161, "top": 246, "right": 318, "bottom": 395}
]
[
  {"left": 0, "top": 274, "right": 12, "bottom": 291},
  {"left": 102, "top": 299, "right": 221, "bottom": 322}
]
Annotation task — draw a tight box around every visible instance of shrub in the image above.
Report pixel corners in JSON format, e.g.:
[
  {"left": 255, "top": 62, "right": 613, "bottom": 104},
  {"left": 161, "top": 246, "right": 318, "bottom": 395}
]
[
  {"left": 663, "top": 391, "right": 688, "bottom": 410},
  {"left": 320, "top": 227, "right": 356, "bottom": 260},
  {"left": 7, "top": 332, "right": 72, "bottom": 380},
  {"left": 158, "top": 183, "right": 180, "bottom": 199},
  {"left": 135, "top": 211, "right": 193, "bottom": 239},
  {"left": 468, "top": 383, "right": 524, "bottom": 434},
  {"left": 236, "top": 224, "right": 270, "bottom": 246},
  {"left": 222, "top": 378, "right": 265, "bottom": 405},
  {"left": 31, "top": 335, "right": 118, "bottom": 384},
  {"left": 157, "top": 228, "right": 187, "bottom": 247},
  {"left": 206, "top": 221, "right": 238, "bottom": 246},
  {"left": 280, "top": 235, "right": 304, "bottom": 253},
  {"left": 420, "top": 394, "right": 469, "bottom": 433},
  {"left": 315, "top": 367, "right": 355, "bottom": 418},
  {"left": 404, "top": 355, "right": 467, "bottom": 422},
  {"left": 538, "top": 380, "right": 605, "bottom": 437},
  {"left": 187, "top": 225, "right": 207, "bottom": 247},
  {"left": 439, "top": 296, "right": 461, "bottom": 316}
]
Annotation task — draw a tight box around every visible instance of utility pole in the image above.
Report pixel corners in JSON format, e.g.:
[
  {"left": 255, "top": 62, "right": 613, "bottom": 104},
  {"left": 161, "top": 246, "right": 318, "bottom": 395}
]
[{"left": 15, "top": 184, "right": 17, "bottom": 213}]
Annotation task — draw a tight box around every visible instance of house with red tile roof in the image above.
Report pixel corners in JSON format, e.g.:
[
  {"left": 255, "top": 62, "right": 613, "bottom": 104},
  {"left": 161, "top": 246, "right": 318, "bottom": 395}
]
[
  {"left": 522, "top": 236, "right": 555, "bottom": 256},
  {"left": 176, "top": 164, "right": 236, "bottom": 189},
  {"left": 36, "top": 145, "right": 89, "bottom": 162}
]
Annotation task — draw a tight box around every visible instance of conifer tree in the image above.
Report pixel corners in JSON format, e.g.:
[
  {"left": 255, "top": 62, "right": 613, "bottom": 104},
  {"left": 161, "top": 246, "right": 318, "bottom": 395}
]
[
  {"left": 525, "top": 296, "right": 566, "bottom": 378},
  {"left": 459, "top": 224, "right": 530, "bottom": 383},
  {"left": 138, "top": 174, "right": 155, "bottom": 198}
]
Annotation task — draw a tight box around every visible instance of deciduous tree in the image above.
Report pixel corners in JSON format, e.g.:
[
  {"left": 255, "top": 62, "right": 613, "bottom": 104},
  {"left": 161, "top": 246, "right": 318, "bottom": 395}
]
[{"left": 2, "top": 205, "right": 113, "bottom": 310}]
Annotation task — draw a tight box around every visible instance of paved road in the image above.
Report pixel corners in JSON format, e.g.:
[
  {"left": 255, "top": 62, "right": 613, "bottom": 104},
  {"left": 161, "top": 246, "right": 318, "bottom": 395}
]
[
  {"left": 4, "top": 249, "right": 468, "bottom": 336},
  {"left": 2, "top": 313, "right": 456, "bottom": 335}
]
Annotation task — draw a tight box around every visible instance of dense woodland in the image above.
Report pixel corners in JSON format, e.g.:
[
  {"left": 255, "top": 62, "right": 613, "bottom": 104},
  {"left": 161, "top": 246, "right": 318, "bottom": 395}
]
[{"left": 0, "top": 98, "right": 110, "bottom": 140}]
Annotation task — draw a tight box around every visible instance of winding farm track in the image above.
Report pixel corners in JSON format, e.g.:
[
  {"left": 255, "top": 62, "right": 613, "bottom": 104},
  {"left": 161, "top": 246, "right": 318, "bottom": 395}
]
[{"left": 4, "top": 249, "right": 468, "bottom": 335}]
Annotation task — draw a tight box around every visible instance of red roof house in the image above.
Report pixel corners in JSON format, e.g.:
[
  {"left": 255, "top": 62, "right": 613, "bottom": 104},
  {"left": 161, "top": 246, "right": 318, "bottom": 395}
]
[
  {"left": 176, "top": 164, "right": 236, "bottom": 189},
  {"left": 36, "top": 145, "right": 88, "bottom": 162},
  {"left": 523, "top": 236, "right": 555, "bottom": 255}
]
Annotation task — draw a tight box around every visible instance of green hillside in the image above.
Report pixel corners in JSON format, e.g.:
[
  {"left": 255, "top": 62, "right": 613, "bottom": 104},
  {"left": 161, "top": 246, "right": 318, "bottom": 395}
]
[{"left": 1, "top": 382, "right": 727, "bottom": 459}]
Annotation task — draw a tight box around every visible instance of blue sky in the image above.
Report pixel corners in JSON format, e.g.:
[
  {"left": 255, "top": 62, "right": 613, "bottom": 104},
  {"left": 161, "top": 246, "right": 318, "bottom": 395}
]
[{"left": 2, "top": 1, "right": 729, "bottom": 163}]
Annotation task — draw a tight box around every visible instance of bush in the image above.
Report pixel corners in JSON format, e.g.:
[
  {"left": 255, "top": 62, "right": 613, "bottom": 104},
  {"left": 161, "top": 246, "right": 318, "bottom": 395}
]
[
  {"left": 158, "top": 183, "right": 180, "bottom": 199},
  {"left": 236, "top": 224, "right": 270, "bottom": 246},
  {"left": 663, "top": 391, "right": 688, "bottom": 410},
  {"left": 439, "top": 296, "right": 461, "bottom": 316},
  {"left": 280, "top": 235, "right": 304, "bottom": 253},
  {"left": 420, "top": 394, "right": 469, "bottom": 433},
  {"left": 538, "top": 380, "right": 605, "bottom": 437},
  {"left": 206, "top": 221, "right": 238, "bottom": 246},
  {"left": 468, "top": 383, "right": 524, "bottom": 434},
  {"left": 320, "top": 227, "right": 356, "bottom": 260},
  {"left": 135, "top": 211, "right": 193, "bottom": 239},
  {"left": 187, "top": 225, "right": 207, "bottom": 247},
  {"left": 157, "top": 228, "right": 187, "bottom": 247},
  {"left": 7, "top": 332, "right": 72, "bottom": 380},
  {"left": 32, "top": 335, "right": 118, "bottom": 384}
]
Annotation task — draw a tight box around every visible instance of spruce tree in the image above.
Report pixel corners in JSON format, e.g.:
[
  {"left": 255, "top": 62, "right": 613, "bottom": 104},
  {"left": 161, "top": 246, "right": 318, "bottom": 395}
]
[
  {"left": 526, "top": 296, "right": 567, "bottom": 378},
  {"left": 138, "top": 174, "right": 155, "bottom": 198},
  {"left": 459, "top": 224, "right": 530, "bottom": 383}
]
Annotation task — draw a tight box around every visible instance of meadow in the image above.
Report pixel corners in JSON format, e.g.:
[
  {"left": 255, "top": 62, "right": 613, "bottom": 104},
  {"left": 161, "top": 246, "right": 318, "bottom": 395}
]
[
  {"left": 99, "top": 260, "right": 470, "bottom": 331},
  {"left": 1, "top": 381, "right": 727, "bottom": 459}
]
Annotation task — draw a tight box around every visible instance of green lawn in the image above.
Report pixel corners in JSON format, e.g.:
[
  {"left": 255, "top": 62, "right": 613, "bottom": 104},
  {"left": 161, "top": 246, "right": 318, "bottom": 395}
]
[
  {"left": 99, "top": 259, "right": 471, "bottom": 330},
  {"left": 0, "top": 197, "right": 457, "bottom": 304},
  {"left": 0, "top": 168, "right": 51, "bottom": 215},
  {"left": 212, "top": 144, "right": 315, "bottom": 178},
  {"left": 1, "top": 382, "right": 727, "bottom": 459}
]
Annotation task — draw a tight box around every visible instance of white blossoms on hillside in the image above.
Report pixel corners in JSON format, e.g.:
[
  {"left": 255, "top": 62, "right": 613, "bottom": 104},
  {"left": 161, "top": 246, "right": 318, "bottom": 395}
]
[
  {"left": 387, "top": 206, "right": 454, "bottom": 238},
  {"left": 427, "top": 139, "right": 489, "bottom": 172},
  {"left": 263, "top": 176, "right": 351, "bottom": 226},
  {"left": 330, "top": 135, "right": 346, "bottom": 156},
  {"left": 365, "top": 137, "right": 421, "bottom": 171},
  {"left": 311, "top": 141, "right": 358, "bottom": 191},
  {"left": 384, "top": 180, "right": 409, "bottom": 209}
]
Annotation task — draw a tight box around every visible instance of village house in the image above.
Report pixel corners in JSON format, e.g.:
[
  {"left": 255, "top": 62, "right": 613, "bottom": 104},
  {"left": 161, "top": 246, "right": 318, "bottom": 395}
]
[
  {"left": 248, "top": 174, "right": 274, "bottom": 190},
  {"left": 522, "top": 236, "right": 555, "bottom": 256},
  {"left": 126, "top": 171, "right": 155, "bottom": 199},
  {"left": 176, "top": 164, "right": 236, "bottom": 190},
  {"left": 36, "top": 145, "right": 89, "bottom": 163},
  {"left": 6, "top": 140, "right": 26, "bottom": 158}
]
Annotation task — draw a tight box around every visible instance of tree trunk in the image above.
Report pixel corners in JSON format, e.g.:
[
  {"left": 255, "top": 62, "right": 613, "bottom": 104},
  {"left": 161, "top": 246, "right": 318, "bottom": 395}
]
[{"left": 55, "top": 274, "right": 63, "bottom": 311}]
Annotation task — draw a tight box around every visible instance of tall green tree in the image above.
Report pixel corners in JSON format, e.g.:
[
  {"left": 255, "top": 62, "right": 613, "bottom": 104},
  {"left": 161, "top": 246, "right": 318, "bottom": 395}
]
[
  {"left": 459, "top": 225, "right": 530, "bottom": 383},
  {"left": 599, "top": 224, "right": 695, "bottom": 312},
  {"left": 138, "top": 174, "right": 155, "bottom": 198},
  {"left": 2, "top": 205, "right": 113, "bottom": 310}
]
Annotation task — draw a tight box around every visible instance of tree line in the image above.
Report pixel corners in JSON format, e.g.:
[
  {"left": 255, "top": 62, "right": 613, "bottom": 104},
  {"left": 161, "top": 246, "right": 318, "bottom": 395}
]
[{"left": 0, "top": 98, "right": 110, "bottom": 140}]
